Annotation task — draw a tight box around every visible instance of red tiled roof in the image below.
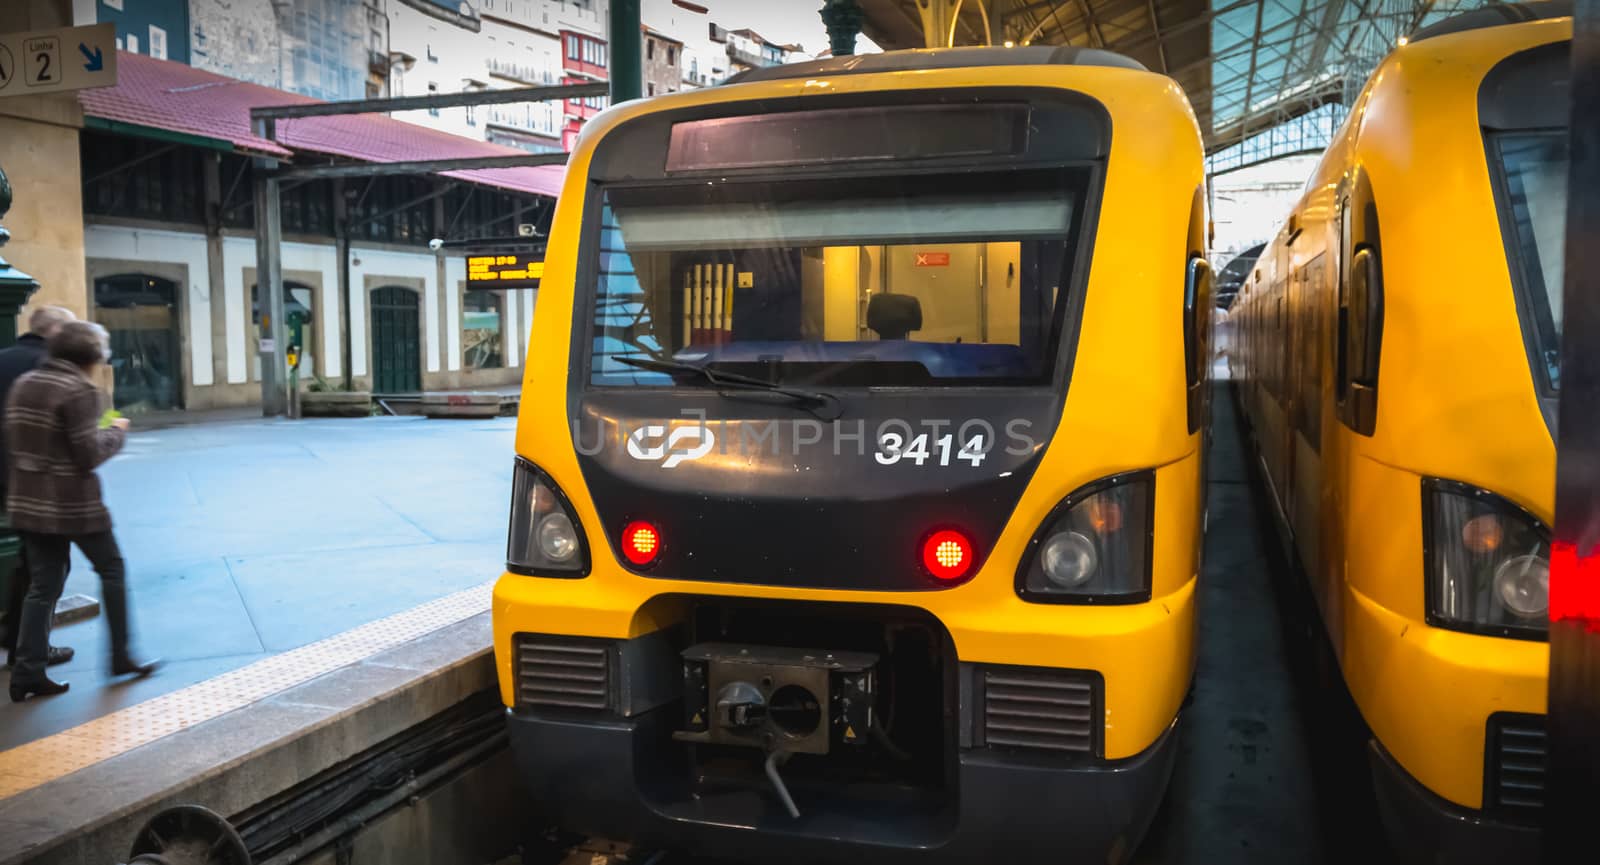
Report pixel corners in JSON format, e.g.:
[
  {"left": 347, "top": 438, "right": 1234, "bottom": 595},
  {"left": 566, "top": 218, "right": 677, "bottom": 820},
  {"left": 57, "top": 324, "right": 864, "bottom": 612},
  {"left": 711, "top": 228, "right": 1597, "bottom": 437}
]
[{"left": 79, "top": 52, "right": 564, "bottom": 199}]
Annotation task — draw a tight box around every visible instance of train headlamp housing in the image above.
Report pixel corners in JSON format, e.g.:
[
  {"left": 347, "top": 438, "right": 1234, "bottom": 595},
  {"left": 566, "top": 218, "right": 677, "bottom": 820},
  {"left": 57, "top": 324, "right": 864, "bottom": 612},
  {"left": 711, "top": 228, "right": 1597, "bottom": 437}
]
[
  {"left": 1423, "top": 478, "right": 1549, "bottom": 640},
  {"left": 1017, "top": 471, "right": 1154, "bottom": 604},
  {"left": 507, "top": 458, "right": 590, "bottom": 577}
]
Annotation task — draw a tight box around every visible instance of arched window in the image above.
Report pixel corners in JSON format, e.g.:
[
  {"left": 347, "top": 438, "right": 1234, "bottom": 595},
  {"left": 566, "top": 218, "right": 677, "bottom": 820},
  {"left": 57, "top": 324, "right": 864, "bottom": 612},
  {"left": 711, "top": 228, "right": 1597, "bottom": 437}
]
[
  {"left": 251, "top": 282, "right": 316, "bottom": 380},
  {"left": 94, "top": 274, "right": 181, "bottom": 412},
  {"left": 463, "top": 290, "right": 504, "bottom": 369}
]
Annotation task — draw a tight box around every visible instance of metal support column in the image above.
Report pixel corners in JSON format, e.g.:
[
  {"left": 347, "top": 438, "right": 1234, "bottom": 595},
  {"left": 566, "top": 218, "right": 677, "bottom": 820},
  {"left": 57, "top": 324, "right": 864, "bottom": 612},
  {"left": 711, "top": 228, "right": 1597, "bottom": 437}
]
[
  {"left": 609, "top": 0, "right": 642, "bottom": 104},
  {"left": 334, "top": 178, "right": 353, "bottom": 391},
  {"left": 1545, "top": 0, "right": 1600, "bottom": 859},
  {"left": 251, "top": 117, "right": 288, "bottom": 417},
  {"left": 914, "top": 0, "right": 961, "bottom": 48},
  {"left": 820, "top": 0, "right": 866, "bottom": 56}
]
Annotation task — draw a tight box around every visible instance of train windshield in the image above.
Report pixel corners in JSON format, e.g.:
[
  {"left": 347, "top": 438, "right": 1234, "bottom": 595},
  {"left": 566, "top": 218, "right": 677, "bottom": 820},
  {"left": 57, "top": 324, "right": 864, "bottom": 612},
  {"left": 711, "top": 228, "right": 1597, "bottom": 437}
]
[
  {"left": 1493, "top": 131, "right": 1568, "bottom": 390},
  {"left": 585, "top": 168, "right": 1083, "bottom": 388}
]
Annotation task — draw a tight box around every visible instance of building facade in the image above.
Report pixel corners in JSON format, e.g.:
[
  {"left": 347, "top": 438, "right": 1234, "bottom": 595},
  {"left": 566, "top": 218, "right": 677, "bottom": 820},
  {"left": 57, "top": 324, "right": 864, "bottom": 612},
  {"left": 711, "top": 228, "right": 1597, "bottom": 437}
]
[
  {"left": 84, "top": 0, "right": 389, "bottom": 100},
  {"left": 384, "top": 0, "right": 608, "bottom": 152},
  {"left": 641, "top": 25, "right": 682, "bottom": 97}
]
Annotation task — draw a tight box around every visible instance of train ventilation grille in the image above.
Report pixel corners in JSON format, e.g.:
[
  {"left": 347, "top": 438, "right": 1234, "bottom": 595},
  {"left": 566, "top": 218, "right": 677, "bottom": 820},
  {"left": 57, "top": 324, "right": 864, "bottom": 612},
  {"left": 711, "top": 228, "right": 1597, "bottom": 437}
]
[
  {"left": 1487, "top": 713, "right": 1546, "bottom": 817},
  {"left": 981, "top": 667, "right": 1101, "bottom": 757},
  {"left": 514, "top": 634, "right": 612, "bottom": 711}
]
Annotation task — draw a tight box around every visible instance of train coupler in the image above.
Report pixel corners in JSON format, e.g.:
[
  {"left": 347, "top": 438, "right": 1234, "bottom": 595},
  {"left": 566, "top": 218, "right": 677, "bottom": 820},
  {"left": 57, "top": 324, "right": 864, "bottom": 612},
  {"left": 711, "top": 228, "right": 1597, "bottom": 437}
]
[{"left": 673, "top": 643, "right": 878, "bottom": 756}]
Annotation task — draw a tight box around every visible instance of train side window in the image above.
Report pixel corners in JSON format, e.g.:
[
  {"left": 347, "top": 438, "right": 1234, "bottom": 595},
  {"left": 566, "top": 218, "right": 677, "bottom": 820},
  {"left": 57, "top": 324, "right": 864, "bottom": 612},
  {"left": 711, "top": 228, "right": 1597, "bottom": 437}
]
[
  {"left": 1336, "top": 173, "right": 1383, "bottom": 435},
  {"left": 1182, "top": 186, "right": 1210, "bottom": 433}
]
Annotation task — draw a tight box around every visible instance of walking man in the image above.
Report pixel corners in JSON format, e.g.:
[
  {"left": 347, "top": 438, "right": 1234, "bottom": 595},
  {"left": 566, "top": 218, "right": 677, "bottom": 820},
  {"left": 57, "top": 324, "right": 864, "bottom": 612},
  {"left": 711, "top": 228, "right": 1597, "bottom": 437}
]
[
  {"left": 7, "top": 321, "right": 157, "bottom": 702},
  {"left": 0, "top": 305, "right": 76, "bottom": 669}
]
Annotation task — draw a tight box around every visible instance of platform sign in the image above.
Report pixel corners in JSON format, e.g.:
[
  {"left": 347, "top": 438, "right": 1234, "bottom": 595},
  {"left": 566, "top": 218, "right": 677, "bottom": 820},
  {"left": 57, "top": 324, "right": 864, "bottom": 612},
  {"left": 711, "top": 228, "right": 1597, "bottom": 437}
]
[
  {"left": 0, "top": 22, "right": 117, "bottom": 99},
  {"left": 467, "top": 254, "right": 544, "bottom": 290}
]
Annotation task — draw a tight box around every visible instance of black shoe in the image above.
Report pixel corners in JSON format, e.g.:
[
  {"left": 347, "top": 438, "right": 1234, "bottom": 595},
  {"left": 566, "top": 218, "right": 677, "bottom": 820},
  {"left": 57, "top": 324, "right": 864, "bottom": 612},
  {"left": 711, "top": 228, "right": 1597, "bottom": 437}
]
[
  {"left": 5, "top": 645, "right": 74, "bottom": 667},
  {"left": 9, "top": 676, "right": 69, "bottom": 702},
  {"left": 111, "top": 656, "right": 160, "bottom": 678}
]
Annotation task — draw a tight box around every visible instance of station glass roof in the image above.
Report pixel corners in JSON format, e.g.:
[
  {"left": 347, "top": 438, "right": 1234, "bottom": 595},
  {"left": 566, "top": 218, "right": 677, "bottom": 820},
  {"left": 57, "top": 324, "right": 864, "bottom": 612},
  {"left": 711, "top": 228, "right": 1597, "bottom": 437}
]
[{"left": 854, "top": 0, "right": 1506, "bottom": 170}]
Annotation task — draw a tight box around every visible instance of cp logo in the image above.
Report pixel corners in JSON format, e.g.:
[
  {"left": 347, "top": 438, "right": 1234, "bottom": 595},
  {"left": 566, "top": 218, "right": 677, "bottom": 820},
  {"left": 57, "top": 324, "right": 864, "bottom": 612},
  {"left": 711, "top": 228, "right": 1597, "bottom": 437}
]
[{"left": 626, "top": 424, "right": 715, "bottom": 469}]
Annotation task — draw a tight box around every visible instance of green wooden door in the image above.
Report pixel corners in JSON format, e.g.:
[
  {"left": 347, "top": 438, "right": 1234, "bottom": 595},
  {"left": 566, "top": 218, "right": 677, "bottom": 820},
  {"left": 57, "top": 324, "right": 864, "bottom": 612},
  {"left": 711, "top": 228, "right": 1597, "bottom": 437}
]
[{"left": 371, "top": 286, "right": 421, "bottom": 394}]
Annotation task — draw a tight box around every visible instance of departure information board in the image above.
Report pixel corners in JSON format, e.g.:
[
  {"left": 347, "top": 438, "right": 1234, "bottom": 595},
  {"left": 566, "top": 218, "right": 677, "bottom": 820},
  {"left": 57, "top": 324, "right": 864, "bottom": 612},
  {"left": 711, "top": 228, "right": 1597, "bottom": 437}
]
[{"left": 466, "top": 254, "right": 543, "bottom": 289}]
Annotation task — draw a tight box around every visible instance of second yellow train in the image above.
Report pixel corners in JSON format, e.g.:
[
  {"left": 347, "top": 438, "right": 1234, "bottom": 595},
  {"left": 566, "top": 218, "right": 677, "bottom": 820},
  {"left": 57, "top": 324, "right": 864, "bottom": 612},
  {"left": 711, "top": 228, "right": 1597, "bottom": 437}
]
[{"left": 1230, "top": 4, "right": 1571, "bottom": 862}]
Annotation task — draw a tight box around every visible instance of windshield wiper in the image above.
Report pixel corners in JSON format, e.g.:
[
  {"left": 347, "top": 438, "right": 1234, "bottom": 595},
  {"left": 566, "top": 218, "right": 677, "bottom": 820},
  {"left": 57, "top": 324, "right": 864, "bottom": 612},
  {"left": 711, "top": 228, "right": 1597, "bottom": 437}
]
[{"left": 614, "top": 356, "right": 842, "bottom": 418}]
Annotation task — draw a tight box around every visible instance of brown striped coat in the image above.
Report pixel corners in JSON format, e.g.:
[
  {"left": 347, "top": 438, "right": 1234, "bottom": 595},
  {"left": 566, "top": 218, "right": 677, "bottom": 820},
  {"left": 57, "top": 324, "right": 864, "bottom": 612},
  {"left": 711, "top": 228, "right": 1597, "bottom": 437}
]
[{"left": 3, "top": 358, "right": 126, "bottom": 535}]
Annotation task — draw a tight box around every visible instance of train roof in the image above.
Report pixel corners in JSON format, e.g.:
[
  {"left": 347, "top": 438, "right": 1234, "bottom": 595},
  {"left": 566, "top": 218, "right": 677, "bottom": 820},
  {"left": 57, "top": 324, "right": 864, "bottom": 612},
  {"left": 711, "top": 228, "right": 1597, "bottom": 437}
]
[
  {"left": 1410, "top": 0, "right": 1572, "bottom": 44},
  {"left": 724, "top": 45, "right": 1146, "bottom": 86}
]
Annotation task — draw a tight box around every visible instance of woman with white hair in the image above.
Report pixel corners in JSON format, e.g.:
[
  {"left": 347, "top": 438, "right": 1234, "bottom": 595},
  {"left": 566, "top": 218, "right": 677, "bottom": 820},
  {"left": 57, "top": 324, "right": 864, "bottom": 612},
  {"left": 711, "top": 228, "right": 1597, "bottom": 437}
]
[{"left": 6, "top": 320, "right": 158, "bottom": 701}]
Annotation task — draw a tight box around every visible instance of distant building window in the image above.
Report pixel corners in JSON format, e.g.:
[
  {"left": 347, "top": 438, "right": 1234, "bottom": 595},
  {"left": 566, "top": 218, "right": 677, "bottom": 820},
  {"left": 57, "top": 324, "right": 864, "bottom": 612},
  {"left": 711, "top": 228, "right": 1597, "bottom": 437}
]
[
  {"left": 647, "top": 83, "right": 654, "bottom": 96},
  {"left": 667, "top": 46, "right": 676, "bottom": 65},
  {"left": 103, "top": 0, "right": 124, "bottom": 10},
  {"left": 148, "top": 26, "right": 168, "bottom": 60},
  {"left": 428, "top": 82, "right": 439, "bottom": 116},
  {"left": 463, "top": 291, "right": 504, "bottom": 368},
  {"left": 566, "top": 35, "right": 580, "bottom": 60},
  {"left": 126, "top": 33, "right": 139, "bottom": 53},
  {"left": 647, "top": 39, "right": 654, "bottom": 60},
  {"left": 467, "top": 103, "right": 477, "bottom": 125}
]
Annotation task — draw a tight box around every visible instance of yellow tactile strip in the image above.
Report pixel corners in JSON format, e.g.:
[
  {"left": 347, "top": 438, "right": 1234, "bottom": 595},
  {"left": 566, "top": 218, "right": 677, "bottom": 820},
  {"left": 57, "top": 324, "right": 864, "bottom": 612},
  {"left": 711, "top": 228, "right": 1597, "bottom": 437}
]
[{"left": 0, "top": 580, "right": 494, "bottom": 801}]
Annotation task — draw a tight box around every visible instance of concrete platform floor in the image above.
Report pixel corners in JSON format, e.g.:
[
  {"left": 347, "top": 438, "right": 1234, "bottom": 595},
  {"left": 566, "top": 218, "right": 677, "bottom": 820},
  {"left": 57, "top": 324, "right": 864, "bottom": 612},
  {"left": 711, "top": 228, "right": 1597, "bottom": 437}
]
[{"left": 0, "top": 414, "right": 513, "bottom": 750}]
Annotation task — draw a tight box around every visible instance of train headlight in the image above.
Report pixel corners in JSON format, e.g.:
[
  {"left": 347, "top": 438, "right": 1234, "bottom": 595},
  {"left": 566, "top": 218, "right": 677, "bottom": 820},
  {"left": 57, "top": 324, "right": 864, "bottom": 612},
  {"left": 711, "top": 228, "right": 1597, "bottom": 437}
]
[
  {"left": 507, "top": 458, "right": 589, "bottom": 577},
  {"left": 537, "top": 513, "right": 580, "bottom": 563},
  {"left": 1424, "top": 479, "right": 1549, "bottom": 639},
  {"left": 1017, "top": 471, "right": 1153, "bottom": 603},
  {"left": 1041, "top": 531, "right": 1097, "bottom": 588}
]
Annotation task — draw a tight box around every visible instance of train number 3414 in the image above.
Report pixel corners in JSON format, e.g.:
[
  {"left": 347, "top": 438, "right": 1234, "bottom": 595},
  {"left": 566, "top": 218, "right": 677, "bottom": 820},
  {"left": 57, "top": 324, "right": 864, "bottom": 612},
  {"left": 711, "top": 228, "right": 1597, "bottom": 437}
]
[{"left": 875, "top": 433, "right": 988, "bottom": 467}]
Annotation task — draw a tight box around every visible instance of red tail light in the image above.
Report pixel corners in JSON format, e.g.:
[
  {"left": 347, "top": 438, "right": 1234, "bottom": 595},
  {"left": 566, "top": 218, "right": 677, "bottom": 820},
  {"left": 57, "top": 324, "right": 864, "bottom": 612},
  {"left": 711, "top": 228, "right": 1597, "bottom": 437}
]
[
  {"left": 922, "top": 529, "right": 974, "bottom": 582},
  {"left": 622, "top": 520, "right": 661, "bottom": 566}
]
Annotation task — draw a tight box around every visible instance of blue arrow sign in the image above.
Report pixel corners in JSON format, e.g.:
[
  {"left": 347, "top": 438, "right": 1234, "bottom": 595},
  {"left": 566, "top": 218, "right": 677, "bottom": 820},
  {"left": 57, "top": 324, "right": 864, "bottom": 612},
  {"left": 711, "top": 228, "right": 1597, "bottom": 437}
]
[{"left": 79, "top": 43, "right": 102, "bottom": 72}]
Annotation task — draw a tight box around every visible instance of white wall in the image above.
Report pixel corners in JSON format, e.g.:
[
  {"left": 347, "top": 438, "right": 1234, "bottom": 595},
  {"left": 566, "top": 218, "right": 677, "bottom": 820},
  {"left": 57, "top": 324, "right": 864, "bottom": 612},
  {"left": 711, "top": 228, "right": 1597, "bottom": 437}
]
[
  {"left": 91, "top": 225, "right": 457, "bottom": 390},
  {"left": 84, "top": 225, "right": 213, "bottom": 387},
  {"left": 348, "top": 246, "right": 447, "bottom": 376},
  {"left": 220, "top": 237, "right": 343, "bottom": 383}
]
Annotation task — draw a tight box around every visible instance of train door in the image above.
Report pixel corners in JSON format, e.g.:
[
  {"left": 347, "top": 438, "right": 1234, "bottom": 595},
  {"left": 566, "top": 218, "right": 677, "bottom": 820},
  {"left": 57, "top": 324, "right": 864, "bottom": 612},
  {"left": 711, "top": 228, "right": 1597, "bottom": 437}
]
[{"left": 1291, "top": 256, "right": 1326, "bottom": 596}]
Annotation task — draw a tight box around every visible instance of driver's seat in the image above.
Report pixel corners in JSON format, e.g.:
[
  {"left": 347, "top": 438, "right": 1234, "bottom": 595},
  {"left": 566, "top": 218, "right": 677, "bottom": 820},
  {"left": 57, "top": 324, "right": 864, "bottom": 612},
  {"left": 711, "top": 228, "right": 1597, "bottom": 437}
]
[{"left": 867, "top": 293, "right": 922, "bottom": 340}]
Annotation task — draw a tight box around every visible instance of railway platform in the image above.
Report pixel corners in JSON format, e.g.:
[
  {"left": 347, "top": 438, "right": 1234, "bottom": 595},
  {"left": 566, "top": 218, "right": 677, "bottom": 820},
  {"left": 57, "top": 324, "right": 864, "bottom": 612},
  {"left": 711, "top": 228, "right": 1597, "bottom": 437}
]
[
  {"left": 0, "top": 387, "right": 1400, "bottom": 865},
  {"left": 0, "top": 414, "right": 513, "bottom": 752}
]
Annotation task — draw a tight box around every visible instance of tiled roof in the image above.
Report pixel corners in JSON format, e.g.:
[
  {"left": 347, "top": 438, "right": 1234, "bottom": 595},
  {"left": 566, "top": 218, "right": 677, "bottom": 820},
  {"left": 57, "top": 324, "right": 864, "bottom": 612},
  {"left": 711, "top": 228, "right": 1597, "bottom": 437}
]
[{"left": 79, "top": 52, "right": 564, "bottom": 199}]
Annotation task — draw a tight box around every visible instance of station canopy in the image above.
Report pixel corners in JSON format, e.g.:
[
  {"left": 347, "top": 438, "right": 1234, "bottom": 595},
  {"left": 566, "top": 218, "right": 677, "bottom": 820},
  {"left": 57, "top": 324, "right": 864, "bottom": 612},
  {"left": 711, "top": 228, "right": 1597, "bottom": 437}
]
[{"left": 853, "top": 0, "right": 1517, "bottom": 173}]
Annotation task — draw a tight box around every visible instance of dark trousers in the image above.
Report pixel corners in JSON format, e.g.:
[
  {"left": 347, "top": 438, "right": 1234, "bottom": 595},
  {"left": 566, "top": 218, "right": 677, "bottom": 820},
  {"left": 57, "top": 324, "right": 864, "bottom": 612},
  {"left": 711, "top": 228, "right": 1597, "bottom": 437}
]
[
  {"left": 12, "top": 531, "right": 130, "bottom": 683},
  {"left": 2, "top": 542, "right": 35, "bottom": 658}
]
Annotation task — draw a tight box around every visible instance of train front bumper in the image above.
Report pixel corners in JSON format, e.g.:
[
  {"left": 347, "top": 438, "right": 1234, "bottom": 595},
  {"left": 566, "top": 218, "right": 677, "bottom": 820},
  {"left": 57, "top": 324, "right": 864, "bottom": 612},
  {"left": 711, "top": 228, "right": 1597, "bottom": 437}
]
[
  {"left": 493, "top": 571, "right": 1195, "bottom": 864},
  {"left": 1344, "top": 586, "right": 1546, "bottom": 862},
  {"left": 1368, "top": 741, "right": 1541, "bottom": 865},
  {"left": 506, "top": 701, "right": 1179, "bottom": 865}
]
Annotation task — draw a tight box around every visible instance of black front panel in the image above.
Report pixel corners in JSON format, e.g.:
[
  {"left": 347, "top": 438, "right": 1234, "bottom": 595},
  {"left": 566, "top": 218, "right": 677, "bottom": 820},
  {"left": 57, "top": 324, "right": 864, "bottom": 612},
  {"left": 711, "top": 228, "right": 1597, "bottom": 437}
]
[
  {"left": 575, "top": 391, "right": 1056, "bottom": 590},
  {"left": 565, "top": 88, "right": 1109, "bottom": 591}
]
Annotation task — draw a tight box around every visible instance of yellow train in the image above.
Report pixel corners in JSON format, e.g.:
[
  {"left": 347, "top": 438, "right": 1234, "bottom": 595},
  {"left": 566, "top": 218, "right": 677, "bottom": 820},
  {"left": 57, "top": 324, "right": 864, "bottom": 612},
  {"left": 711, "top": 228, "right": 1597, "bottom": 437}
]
[
  {"left": 1230, "top": 6, "right": 1570, "bottom": 861},
  {"left": 493, "top": 46, "right": 1209, "bottom": 862}
]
